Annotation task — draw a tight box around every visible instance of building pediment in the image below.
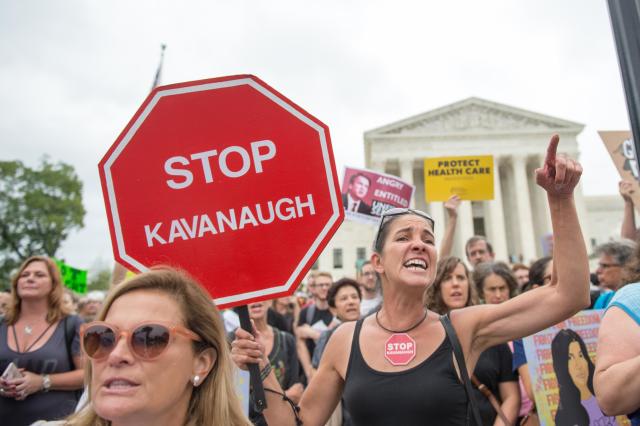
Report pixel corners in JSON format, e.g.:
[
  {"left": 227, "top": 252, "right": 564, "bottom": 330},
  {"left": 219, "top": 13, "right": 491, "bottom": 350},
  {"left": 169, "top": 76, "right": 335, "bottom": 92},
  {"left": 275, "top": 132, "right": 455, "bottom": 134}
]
[{"left": 365, "top": 97, "right": 584, "bottom": 137}]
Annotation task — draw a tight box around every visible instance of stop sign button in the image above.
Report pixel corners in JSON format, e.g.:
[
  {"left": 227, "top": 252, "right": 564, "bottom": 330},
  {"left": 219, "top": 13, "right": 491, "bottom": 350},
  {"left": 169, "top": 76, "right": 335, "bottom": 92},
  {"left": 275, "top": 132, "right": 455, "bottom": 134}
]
[
  {"left": 99, "top": 75, "right": 343, "bottom": 308},
  {"left": 384, "top": 334, "right": 416, "bottom": 366}
]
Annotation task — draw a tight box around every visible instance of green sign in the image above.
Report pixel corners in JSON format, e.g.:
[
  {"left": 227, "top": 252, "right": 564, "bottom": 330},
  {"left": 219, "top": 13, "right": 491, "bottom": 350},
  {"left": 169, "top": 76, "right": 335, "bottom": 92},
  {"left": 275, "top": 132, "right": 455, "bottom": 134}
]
[{"left": 54, "top": 259, "right": 87, "bottom": 294}]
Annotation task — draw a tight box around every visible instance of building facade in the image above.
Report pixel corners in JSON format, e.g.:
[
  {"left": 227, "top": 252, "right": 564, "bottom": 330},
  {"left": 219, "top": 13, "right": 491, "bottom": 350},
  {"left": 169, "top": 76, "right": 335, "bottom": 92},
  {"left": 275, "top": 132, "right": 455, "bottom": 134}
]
[{"left": 312, "top": 97, "right": 625, "bottom": 279}]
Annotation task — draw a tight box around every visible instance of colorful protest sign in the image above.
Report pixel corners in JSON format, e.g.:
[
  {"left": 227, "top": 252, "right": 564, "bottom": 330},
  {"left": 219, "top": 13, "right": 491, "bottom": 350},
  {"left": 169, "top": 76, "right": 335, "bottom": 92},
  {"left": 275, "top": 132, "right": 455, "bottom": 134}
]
[
  {"left": 423, "top": 155, "right": 494, "bottom": 202},
  {"left": 523, "top": 310, "right": 630, "bottom": 426},
  {"left": 54, "top": 259, "right": 88, "bottom": 294},
  {"left": 341, "top": 167, "right": 415, "bottom": 225},
  {"left": 599, "top": 131, "right": 640, "bottom": 212}
]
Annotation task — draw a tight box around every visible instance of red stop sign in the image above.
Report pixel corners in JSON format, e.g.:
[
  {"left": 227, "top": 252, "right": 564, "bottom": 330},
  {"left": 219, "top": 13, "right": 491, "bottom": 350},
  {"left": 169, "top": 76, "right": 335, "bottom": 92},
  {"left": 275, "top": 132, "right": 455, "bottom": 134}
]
[
  {"left": 384, "top": 333, "right": 416, "bottom": 366},
  {"left": 99, "top": 75, "right": 343, "bottom": 308}
]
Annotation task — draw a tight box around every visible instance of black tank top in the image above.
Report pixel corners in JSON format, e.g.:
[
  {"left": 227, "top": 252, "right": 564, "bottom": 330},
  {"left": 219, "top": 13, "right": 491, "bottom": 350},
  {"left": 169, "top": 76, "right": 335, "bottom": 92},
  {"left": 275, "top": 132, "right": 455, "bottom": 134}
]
[{"left": 342, "top": 318, "right": 470, "bottom": 426}]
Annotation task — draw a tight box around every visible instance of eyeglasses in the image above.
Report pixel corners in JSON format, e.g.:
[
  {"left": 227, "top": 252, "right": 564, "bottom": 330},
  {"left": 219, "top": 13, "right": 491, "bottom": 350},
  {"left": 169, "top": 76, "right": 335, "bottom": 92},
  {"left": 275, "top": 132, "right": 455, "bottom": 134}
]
[
  {"left": 80, "top": 321, "right": 202, "bottom": 361},
  {"left": 597, "top": 262, "right": 620, "bottom": 269},
  {"left": 362, "top": 271, "right": 376, "bottom": 277},
  {"left": 372, "top": 208, "right": 435, "bottom": 251}
]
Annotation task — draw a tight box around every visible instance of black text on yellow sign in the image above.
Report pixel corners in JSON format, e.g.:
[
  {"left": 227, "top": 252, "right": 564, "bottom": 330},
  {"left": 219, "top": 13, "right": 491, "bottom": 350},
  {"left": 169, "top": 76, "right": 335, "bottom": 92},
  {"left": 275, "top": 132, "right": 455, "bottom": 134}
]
[{"left": 423, "top": 155, "right": 494, "bottom": 201}]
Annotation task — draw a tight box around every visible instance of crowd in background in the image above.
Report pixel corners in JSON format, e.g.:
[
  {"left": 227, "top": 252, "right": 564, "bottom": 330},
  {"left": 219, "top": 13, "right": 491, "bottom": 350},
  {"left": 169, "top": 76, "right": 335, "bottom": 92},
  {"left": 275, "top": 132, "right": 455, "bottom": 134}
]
[{"left": 0, "top": 178, "right": 639, "bottom": 425}]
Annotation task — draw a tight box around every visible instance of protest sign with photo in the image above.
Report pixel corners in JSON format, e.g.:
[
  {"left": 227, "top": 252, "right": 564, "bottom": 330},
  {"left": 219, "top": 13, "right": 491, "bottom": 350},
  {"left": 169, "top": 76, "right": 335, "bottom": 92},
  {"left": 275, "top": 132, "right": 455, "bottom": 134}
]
[
  {"left": 423, "top": 155, "right": 494, "bottom": 202},
  {"left": 340, "top": 167, "right": 415, "bottom": 225},
  {"left": 599, "top": 130, "right": 640, "bottom": 212},
  {"left": 523, "top": 310, "right": 630, "bottom": 426}
]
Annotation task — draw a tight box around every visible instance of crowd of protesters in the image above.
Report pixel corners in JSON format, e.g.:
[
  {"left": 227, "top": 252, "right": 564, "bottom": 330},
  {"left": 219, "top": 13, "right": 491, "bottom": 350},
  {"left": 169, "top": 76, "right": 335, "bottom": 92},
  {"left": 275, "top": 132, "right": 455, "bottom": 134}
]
[{"left": 0, "top": 137, "right": 639, "bottom": 425}]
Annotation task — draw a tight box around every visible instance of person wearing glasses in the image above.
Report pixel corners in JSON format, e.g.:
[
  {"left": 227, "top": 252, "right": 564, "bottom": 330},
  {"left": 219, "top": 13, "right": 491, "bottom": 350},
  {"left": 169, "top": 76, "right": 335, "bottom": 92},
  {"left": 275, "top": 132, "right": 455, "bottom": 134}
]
[
  {"left": 0, "top": 256, "right": 84, "bottom": 426},
  {"left": 62, "top": 267, "right": 251, "bottom": 426},
  {"left": 232, "top": 135, "right": 590, "bottom": 426},
  {"left": 296, "top": 272, "right": 334, "bottom": 381},
  {"left": 593, "top": 240, "right": 636, "bottom": 309},
  {"left": 358, "top": 261, "right": 381, "bottom": 316}
]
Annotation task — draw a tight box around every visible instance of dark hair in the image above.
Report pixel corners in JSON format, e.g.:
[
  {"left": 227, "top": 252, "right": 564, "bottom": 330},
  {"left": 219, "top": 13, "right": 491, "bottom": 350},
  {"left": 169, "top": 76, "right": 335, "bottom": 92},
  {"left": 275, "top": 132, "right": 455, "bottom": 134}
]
[
  {"left": 551, "top": 329, "right": 595, "bottom": 426},
  {"left": 529, "top": 256, "right": 552, "bottom": 286},
  {"left": 472, "top": 262, "right": 518, "bottom": 300},
  {"left": 349, "top": 173, "right": 370, "bottom": 185},
  {"left": 327, "top": 278, "right": 361, "bottom": 308},
  {"left": 465, "top": 236, "right": 494, "bottom": 256},
  {"left": 425, "top": 256, "right": 478, "bottom": 314},
  {"left": 373, "top": 212, "right": 435, "bottom": 253}
]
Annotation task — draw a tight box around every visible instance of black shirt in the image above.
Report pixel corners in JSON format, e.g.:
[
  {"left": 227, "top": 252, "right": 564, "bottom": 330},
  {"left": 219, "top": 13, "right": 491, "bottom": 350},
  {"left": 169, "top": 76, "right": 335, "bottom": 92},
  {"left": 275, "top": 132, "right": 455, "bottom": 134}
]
[
  {"left": 472, "top": 343, "right": 518, "bottom": 425},
  {"left": 297, "top": 304, "right": 333, "bottom": 357}
]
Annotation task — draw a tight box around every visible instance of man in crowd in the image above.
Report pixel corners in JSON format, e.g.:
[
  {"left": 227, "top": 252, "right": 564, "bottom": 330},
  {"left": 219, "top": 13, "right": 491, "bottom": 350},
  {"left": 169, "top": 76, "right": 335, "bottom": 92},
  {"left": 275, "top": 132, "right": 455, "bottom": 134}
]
[
  {"left": 465, "top": 235, "right": 495, "bottom": 267},
  {"left": 77, "top": 291, "right": 104, "bottom": 322},
  {"left": 593, "top": 239, "right": 637, "bottom": 308},
  {"left": 295, "top": 271, "right": 334, "bottom": 381},
  {"left": 358, "top": 261, "right": 381, "bottom": 316},
  {"left": 342, "top": 173, "right": 372, "bottom": 214},
  {"left": 512, "top": 263, "right": 530, "bottom": 290}
]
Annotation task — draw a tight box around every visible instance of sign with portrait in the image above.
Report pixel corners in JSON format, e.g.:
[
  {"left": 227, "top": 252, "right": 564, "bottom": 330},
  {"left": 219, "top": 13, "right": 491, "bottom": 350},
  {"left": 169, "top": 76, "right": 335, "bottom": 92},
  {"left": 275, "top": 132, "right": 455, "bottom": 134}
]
[
  {"left": 523, "top": 310, "right": 630, "bottom": 426},
  {"left": 599, "top": 130, "right": 640, "bottom": 213},
  {"left": 423, "top": 155, "right": 494, "bottom": 202},
  {"left": 340, "top": 166, "right": 415, "bottom": 225}
]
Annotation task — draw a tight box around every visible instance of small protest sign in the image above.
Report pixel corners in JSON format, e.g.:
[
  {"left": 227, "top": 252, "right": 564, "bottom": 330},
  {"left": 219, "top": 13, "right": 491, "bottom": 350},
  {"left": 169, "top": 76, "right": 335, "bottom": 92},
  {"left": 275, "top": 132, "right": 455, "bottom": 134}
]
[
  {"left": 423, "top": 155, "right": 494, "bottom": 202},
  {"left": 54, "top": 259, "right": 88, "bottom": 294},
  {"left": 340, "top": 167, "right": 415, "bottom": 225},
  {"left": 522, "top": 310, "right": 629, "bottom": 426},
  {"left": 599, "top": 131, "right": 640, "bottom": 212}
]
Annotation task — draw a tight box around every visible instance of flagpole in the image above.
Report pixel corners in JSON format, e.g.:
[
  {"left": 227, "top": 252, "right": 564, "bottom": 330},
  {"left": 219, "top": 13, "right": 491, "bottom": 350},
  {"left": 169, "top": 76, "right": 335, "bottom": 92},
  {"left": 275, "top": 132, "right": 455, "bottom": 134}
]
[{"left": 151, "top": 44, "right": 167, "bottom": 91}]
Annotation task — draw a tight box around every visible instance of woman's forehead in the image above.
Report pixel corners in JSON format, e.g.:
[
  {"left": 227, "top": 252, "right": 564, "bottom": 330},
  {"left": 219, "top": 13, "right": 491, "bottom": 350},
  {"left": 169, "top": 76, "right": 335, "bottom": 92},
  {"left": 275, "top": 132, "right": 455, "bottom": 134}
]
[{"left": 388, "top": 214, "right": 434, "bottom": 233}]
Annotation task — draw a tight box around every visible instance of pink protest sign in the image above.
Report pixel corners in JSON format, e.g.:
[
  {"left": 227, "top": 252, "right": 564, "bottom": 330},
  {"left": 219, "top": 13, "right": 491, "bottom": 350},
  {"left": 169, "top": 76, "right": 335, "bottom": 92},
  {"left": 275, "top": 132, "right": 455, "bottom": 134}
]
[{"left": 341, "top": 166, "right": 415, "bottom": 225}]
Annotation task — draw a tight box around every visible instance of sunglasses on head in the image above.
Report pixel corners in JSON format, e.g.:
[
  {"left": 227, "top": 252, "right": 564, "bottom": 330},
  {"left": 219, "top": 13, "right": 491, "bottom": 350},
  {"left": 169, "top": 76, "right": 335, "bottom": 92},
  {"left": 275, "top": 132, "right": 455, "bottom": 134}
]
[
  {"left": 372, "top": 208, "right": 435, "bottom": 251},
  {"left": 80, "top": 321, "right": 202, "bottom": 361}
]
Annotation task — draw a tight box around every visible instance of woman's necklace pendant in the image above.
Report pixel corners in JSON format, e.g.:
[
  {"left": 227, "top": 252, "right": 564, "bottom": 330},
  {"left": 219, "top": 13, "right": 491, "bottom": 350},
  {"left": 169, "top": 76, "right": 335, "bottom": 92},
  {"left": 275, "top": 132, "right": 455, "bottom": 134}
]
[
  {"left": 384, "top": 333, "right": 416, "bottom": 366},
  {"left": 24, "top": 325, "right": 33, "bottom": 335}
]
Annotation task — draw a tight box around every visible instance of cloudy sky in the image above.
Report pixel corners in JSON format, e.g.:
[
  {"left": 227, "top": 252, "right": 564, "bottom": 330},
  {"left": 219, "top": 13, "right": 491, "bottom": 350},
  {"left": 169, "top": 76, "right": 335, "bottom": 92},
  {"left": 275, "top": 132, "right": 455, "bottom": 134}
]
[{"left": 0, "top": 0, "right": 631, "bottom": 271}]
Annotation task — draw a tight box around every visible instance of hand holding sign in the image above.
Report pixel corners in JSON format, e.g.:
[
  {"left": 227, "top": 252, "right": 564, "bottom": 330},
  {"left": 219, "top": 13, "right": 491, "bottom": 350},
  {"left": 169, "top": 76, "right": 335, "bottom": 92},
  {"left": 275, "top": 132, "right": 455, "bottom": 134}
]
[{"left": 535, "top": 134, "right": 583, "bottom": 198}]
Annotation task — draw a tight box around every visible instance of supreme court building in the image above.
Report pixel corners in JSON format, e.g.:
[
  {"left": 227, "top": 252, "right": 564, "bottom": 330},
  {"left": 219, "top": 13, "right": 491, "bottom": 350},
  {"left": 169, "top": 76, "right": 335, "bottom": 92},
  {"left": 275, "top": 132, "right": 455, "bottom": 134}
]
[{"left": 313, "top": 97, "right": 624, "bottom": 278}]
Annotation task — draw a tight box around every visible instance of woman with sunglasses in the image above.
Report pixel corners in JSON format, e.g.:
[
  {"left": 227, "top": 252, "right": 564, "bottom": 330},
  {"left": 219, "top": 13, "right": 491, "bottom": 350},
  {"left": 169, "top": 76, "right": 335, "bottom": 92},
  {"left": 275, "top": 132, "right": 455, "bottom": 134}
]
[
  {"left": 0, "top": 256, "right": 84, "bottom": 426},
  {"left": 232, "top": 135, "right": 590, "bottom": 426},
  {"left": 64, "top": 267, "right": 251, "bottom": 426}
]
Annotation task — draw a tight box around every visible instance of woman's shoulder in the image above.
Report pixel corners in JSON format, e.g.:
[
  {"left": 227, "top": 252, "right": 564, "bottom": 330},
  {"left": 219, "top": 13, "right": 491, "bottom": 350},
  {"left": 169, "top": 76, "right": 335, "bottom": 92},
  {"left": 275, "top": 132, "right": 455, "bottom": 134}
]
[{"left": 30, "top": 421, "right": 66, "bottom": 426}]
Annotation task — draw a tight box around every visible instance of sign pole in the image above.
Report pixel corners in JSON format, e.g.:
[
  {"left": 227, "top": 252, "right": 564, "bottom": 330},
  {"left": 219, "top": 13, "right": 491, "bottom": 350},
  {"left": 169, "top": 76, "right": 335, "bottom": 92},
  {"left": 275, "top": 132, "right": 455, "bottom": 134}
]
[
  {"left": 608, "top": 0, "right": 640, "bottom": 162},
  {"left": 237, "top": 305, "right": 267, "bottom": 412}
]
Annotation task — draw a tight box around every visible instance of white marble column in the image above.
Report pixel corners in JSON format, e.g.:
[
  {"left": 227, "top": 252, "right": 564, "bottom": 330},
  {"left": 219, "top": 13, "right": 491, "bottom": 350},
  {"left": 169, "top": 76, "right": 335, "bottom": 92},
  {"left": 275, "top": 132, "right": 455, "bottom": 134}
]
[
  {"left": 458, "top": 199, "right": 475, "bottom": 244},
  {"left": 399, "top": 159, "right": 415, "bottom": 208},
  {"left": 512, "top": 155, "right": 537, "bottom": 263},
  {"left": 429, "top": 202, "right": 446, "bottom": 245},
  {"left": 487, "top": 156, "right": 508, "bottom": 261}
]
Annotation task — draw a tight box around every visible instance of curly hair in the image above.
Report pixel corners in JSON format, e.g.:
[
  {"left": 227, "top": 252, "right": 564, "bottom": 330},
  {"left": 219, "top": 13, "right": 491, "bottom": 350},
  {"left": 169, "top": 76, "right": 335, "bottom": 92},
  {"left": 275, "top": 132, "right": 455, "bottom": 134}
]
[{"left": 472, "top": 261, "right": 518, "bottom": 301}]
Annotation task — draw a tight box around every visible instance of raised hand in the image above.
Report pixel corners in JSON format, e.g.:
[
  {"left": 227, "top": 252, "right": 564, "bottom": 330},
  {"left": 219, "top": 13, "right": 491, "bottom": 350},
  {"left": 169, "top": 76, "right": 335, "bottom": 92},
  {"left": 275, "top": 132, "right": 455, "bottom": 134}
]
[
  {"left": 619, "top": 180, "right": 635, "bottom": 203},
  {"left": 535, "top": 134, "right": 582, "bottom": 198},
  {"left": 444, "top": 194, "right": 461, "bottom": 219}
]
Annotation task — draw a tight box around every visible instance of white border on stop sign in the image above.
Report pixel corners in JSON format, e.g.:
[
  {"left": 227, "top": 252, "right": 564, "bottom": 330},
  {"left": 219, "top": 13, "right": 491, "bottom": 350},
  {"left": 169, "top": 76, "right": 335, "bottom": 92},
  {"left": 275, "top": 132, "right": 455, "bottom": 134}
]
[{"left": 101, "top": 76, "right": 342, "bottom": 306}]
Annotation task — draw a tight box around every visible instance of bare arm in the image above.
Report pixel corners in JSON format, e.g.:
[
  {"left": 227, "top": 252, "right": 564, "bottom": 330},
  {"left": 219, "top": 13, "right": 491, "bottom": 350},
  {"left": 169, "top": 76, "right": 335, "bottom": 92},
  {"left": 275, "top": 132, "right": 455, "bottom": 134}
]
[
  {"left": 594, "top": 306, "right": 640, "bottom": 415},
  {"left": 493, "top": 381, "right": 520, "bottom": 426},
  {"left": 232, "top": 323, "right": 350, "bottom": 426},
  {"left": 439, "top": 195, "right": 461, "bottom": 258},
  {"left": 517, "top": 364, "right": 535, "bottom": 405},
  {"left": 295, "top": 333, "right": 314, "bottom": 381},
  {"left": 457, "top": 136, "right": 590, "bottom": 354},
  {"left": 619, "top": 180, "right": 637, "bottom": 239},
  {"left": 4, "top": 355, "right": 84, "bottom": 399}
]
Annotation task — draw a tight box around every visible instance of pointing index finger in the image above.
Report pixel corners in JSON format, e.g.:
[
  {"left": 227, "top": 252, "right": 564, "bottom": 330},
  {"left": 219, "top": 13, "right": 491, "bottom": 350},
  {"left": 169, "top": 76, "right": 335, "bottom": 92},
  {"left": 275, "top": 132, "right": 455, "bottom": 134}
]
[{"left": 545, "top": 134, "right": 560, "bottom": 167}]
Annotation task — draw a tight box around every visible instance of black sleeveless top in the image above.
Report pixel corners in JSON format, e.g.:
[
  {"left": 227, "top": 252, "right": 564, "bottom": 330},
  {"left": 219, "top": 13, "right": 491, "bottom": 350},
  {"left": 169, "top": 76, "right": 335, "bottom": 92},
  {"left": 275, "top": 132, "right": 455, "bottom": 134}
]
[{"left": 342, "top": 318, "right": 470, "bottom": 426}]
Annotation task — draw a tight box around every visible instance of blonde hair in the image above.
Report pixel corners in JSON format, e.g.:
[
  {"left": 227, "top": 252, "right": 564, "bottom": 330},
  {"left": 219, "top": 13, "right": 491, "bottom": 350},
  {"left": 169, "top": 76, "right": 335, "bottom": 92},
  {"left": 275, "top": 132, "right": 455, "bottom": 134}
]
[
  {"left": 6, "top": 256, "right": 71, "bottom": 325},
  {"left": 66, "top": 267, "right": 251, "bottom": 426}
]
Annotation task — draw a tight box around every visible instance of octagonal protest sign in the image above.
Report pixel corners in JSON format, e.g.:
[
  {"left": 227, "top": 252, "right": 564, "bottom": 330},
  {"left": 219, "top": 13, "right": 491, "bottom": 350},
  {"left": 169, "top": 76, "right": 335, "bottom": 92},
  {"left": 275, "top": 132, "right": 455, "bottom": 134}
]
[{"left": 99, "top": 75, "right": 343, "bottom": 308}]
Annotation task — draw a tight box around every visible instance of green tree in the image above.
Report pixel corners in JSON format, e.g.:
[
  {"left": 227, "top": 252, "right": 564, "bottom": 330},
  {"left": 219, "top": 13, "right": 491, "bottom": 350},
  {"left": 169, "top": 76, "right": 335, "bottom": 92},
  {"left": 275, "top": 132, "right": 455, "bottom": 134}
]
[
  {"left": 0, "top": 159, "right": 85, "bottom": 285},
  {"left": 88, "top": 268, "right": 112, "bottom": 292}
]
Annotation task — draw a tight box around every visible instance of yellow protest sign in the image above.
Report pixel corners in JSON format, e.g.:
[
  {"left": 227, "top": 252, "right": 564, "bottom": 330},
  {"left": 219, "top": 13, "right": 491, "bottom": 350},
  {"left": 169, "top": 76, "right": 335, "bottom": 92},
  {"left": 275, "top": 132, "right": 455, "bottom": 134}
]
[{"left": 423, "top": 155, "right": 494, "bottom": 201}]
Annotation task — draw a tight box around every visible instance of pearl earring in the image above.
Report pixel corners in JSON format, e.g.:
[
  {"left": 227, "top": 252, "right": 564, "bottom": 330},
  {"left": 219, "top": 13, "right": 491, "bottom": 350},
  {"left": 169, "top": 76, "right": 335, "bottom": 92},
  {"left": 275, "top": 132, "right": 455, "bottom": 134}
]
[{"left": 192, "top": 375, "right": 200, "bottom": 386}]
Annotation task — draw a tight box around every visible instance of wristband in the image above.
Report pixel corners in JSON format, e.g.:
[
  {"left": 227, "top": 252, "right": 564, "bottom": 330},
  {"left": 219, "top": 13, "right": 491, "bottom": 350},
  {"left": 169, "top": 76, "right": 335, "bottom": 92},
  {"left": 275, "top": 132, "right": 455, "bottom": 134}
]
[
  {"left": 42, "top": 374, "right": 51, "bottom": 392},
  {"left": 259, "top": 363, "right": 272, "bottom": 381}
]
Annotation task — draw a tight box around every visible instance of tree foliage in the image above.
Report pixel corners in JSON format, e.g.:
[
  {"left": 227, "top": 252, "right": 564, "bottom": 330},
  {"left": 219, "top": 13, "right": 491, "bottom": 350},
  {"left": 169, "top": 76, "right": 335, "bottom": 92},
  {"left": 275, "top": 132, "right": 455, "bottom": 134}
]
[
  {"left": 88, "top": 268, "right": 112, "bottom": 291},
  {"left": 0, "top": 159, "right": 85, "bottom": 284}
]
